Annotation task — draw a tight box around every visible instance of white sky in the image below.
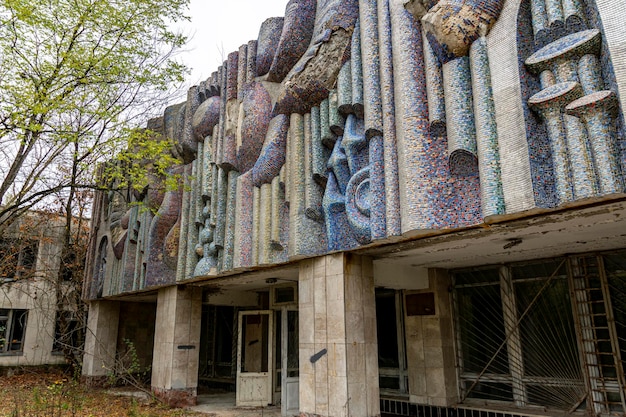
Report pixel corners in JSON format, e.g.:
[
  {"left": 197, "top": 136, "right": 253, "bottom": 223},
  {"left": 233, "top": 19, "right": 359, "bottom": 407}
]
[{"left": 176, "top": 0, "right": 289, "bottom": 87}]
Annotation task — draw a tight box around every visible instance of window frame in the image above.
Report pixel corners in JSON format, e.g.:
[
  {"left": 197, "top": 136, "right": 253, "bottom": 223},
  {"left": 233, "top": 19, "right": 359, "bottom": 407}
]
[
  {"left": 0, "top": 237, "right": 38, "bottom": 281},
  {"left": 452, "top": 259, "right": 584, "bottom": 409},
  {"left": 52, "top": 310, "right": 80, "bottom": 355},
  {"left": 0, "top": 309, "right": 29, "bottom": 355}
]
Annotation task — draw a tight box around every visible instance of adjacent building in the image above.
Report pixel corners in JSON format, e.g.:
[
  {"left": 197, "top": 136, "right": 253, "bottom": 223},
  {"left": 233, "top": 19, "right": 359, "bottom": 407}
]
[
  {"left": 0, "top": 212, "right": 84, "bottom": 368},
  {"left": 82, "top": 1, "right": 626, "bottom": 416}
]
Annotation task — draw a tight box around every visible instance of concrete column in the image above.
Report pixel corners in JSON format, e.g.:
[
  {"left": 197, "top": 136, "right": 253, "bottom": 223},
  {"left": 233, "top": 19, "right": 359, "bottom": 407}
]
[
  {"left": 82, "top": 300, "right": 120, "bottom": 385},
  {"left": 405, "top": 269, "right": 457, "bottom": 406},
  {"left": 299, "top": 253, "right": 380, "bottom": 417},
  {"left": 151, "top": 285, "right": 202, "bottom": 407}
]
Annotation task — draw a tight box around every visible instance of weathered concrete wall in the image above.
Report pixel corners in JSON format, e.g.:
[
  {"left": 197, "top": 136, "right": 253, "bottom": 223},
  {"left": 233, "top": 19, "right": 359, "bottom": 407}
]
[
  {"left": 151, "top": 285, "right": 202, "bottom": 407},
  {"left": 298, "top": 253, "right": 380, "bottom": 417},
  {"left": 0, "top": 217, "right": 69, "bottom": 367},
  {"left": 404, "top": 269, "right": 456, "bottom": 406}
]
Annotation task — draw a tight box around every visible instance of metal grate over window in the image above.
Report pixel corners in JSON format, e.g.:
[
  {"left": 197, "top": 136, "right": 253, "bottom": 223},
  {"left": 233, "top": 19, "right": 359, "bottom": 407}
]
[
  {"left": 453, "top": 259, "right": 585, "bottom": 410},
  {"left": 453, "top": 251, "right": 626, "bottom": 415}
]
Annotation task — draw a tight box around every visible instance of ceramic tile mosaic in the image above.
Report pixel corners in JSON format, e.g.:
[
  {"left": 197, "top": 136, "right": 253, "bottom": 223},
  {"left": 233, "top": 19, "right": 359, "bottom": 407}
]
[
  {"left": 515, "top": 0, "right": 556, "bottom": 209},
  {"left": 422, "top": 0, "right": 505, "bottom": 63},
  {"left": 378, "top": 0, "right": 401, "bottom": 237},
  {"left": 251, "top": 114, "right": 289, "bottom": 187},
  {"left": 272, "top": 0, "right": 358, "bottom": 115},
  {"left": 304, "top": 113, "right": 324, "bottom": 222},
  {"left": 423, "top": 29, "right": 446, "bottom": 135},
  {"left": 87, "top": 0, "right": 626, "bottom": 295},
  {"left": 566, "top": 90, "right": 624, "bottom": 193},
  {"left": 329, "top": 90, "right": 345, "bottom": 136},
  {"left": 523, "top": 18, "right": 624, "bottom": 205},
  {"left": 287, "top": 113, "right": 327, "bottom": 256},
  {"left": 191, "top": 96, "right": 220, "bottom": 142},
  {"left": 469, "top": 37, "right": 505, "bottom": 217},
  {"left": 233, "top": 171, "right": 254, "bottom": 269},
  {"left": 351, "top": 18, "right": 365, "bottom": 119},
  {"left": 443, "top": 56, "right": 478, "bottom": 176},
  {"left": 338, "top": 61, "right": 353, "bottom": 115},
  {"left": 310, "top": 106, "right": 331, "bottom": 183},
  {"left": 185, "top": 160, "right": 199, "bottom": 278},
  {"left": 175, "top": 163, "right": 193, "bottom": 282},
  {"left": 369, "top": 134, "right": 386, "bottom": 240},
  {"left": 236, "top": 82, "right": 272, "bottom": 172},
  {"left": 246, "top": 40, "right": 257, "bottom": 82},
  {"left": 359, "top": 0, "right": 383, "bottom": 136},
  {"left": 237, "top": 44, "right": 247, "bottom": 102},
  {"left": 267, "top": 0, "right": 316, "bottom": 83},
  {"left": 256, "top": 17, "right": 284, "bottom": 77}
]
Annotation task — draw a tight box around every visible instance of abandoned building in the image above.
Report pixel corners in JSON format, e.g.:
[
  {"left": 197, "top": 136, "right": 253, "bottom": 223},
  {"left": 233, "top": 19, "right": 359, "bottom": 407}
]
[
  {"left": 81, "top": 0, "right": 626, "bottom": 416},
  {"left": 0, "top": 212, "right": 84, "bottom": 368}
]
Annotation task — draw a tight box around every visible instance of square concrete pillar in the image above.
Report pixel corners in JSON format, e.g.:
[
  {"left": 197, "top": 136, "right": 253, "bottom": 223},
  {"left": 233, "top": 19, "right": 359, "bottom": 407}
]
[
  {"left": 151, "top": 285, "right": 202, "bottom": 407},
  {"left": 82, "top": 300, "right": 120, "bottom": 386},
  {"left": 405, "top": 268, "right": 457, "bottom": 406},
  {"left": 299, "top": 253, "right": 380, "bottom": 417}
]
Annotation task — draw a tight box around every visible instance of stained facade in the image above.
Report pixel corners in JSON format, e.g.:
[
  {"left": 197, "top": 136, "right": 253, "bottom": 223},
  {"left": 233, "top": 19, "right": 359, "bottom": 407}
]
[
  {"left": 0, "top": 213, "right": 83, "bottom": 368},
  {"left": 82, "top": 0, "right": 626, "bottom": 416}
]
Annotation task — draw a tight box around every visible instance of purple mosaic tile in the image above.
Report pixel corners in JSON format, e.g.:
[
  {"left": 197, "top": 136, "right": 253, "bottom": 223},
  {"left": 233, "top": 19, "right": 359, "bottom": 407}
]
[
  {"left": 251, "top": 114, "right": 289, "bottom": 187},
  {"left": 246, "top": 40, "right": 257, "bottom": 82},
  {"left": 237, "top": 82, "right": 272, "bottom": 173},
  {"left": 226, "top": 51, "right": 239, "bottom": 101},
  {"left": 191, "top": 96, "right": 220, "bottom": 142},
  {"left": 267, "top": 0, "right": 316, "bottom": 83},
  {"left": 256, "top": 17, "right": 284, "bottom": 77}
]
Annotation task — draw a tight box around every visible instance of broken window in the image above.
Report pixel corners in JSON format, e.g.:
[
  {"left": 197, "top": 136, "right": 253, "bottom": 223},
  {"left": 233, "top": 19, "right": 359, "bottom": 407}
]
[
  {"left": 376, "top": 289, "right": 408, "bottom": 394},
  {"left": 0, "top": 309, "right": 28, "bottom": 354},
  {"left": 454, "top": 259, "right": 584, "bottom": 408},
  {"left": 0, "top": 238, "right": 38, "bottom": 281},
  {"left": 52, "top": 311, "right": 81, "bottom": 354},
  {"left": 453, "top": 252, "right": 626, "bottom": 414}
]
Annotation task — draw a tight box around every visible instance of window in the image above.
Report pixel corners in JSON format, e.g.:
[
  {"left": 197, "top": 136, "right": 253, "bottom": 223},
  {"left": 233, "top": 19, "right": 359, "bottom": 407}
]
[
  {"left": 272, "top": 286, "right": 296, "bottom": 305},
  {"left": 59, "top": 252, "right": 77, "bottom": 282},
  {"left": 453, "top": 260, "right": 584, "bottom": 410},
  {"left": 0, "top": 309, "right": 28, "bottom": 354},
  {"left": 52, "top": 311, "right": 81, "bottom": 354},
  {"left": 0, "top": 238, "right": 38, "bottom": 281},
  {"left": 376, "top": 289, "right": 408, "bottom": 394},
  {"left": 453, "top": 253, "right": 626, "bottom": 413}
]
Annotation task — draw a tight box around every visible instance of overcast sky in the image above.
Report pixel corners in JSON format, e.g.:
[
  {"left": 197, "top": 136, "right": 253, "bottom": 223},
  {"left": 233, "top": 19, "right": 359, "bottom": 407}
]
[{"left": 175, "top": 0, "right": 289, "bottom": 88}]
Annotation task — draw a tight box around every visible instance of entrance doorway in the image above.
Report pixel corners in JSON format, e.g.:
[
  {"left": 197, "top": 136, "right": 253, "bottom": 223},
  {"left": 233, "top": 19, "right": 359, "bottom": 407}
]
[{"left": 236, "top": 310, "right": 273, "bottom": 406}]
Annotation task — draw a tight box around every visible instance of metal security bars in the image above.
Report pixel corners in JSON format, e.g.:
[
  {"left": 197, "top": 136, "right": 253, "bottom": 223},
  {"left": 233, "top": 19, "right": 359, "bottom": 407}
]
[{"left": 452, "top": 252, "right": 626, "bottom": 414}]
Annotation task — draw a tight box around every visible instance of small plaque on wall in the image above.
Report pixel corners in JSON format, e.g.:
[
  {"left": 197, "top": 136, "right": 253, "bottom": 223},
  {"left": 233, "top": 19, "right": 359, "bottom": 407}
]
[{"left": 406, "top": 292, "right": 436, "bottom": 316}]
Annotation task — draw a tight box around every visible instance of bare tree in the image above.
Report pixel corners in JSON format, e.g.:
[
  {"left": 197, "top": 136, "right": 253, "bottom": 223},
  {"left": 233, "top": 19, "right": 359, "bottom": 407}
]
[
  {"left": 0, "top": 0, "right": 190, "bottom": 375},
  {"left": 0, "top": 0, "right": 190, "bottom": 234}
]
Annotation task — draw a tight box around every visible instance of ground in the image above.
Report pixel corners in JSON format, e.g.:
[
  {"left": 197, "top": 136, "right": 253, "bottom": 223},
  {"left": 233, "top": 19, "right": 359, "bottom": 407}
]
[{"left": 0, "top": 370, "right": 202, "bottom": 417}]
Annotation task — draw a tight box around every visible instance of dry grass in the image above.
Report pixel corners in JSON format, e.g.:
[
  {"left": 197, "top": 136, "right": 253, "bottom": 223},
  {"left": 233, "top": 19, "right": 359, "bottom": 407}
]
[{"left": 0, "top": 370, "right": 203, "bottom": 417}]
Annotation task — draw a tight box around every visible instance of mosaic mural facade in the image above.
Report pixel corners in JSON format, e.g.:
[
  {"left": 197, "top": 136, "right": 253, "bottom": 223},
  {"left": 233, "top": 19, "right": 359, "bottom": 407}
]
[{"left": 86, "top": 0, "right": 626, "bottom": 298}]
